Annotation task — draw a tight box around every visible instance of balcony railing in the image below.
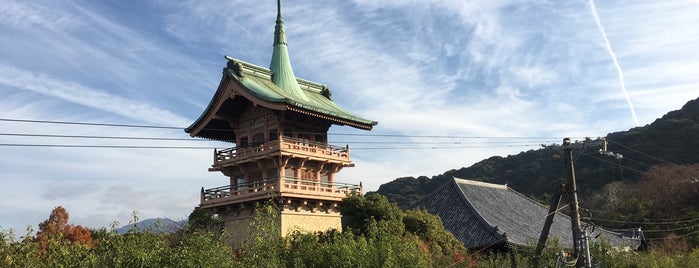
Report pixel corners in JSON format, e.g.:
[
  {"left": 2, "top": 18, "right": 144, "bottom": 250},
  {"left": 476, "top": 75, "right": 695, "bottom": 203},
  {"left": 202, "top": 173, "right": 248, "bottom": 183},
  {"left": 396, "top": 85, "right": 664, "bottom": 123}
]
[
  {"left": 214, "top": 136, "right": 350, "bottom": 165},
  {"left": 200, "top": 177, "right": 361, "bottom": 206}
]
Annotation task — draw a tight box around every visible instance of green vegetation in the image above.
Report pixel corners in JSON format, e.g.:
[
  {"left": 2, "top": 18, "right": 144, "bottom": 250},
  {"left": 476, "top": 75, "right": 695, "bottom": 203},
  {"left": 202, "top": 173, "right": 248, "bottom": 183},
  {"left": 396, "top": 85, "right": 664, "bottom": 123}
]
[{"left": 3, "top": 197, "right": 699, "bottom": 267}]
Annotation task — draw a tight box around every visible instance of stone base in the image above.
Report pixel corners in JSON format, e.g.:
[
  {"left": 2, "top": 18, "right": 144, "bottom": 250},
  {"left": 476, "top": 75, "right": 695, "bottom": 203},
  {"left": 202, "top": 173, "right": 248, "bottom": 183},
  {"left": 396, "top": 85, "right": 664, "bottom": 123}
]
[{"left": 214, "top": 199, "right": 342, "bottom": 248}]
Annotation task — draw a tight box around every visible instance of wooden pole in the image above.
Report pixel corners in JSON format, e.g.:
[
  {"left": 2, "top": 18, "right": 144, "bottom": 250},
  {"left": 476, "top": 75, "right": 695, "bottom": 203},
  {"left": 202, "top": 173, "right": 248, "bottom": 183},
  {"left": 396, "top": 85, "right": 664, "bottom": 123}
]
[
  {"left": 535, "top": 183, "right": 565, "bottom": 256},
  {"left": 563, "top": 138, "right": 588, "bottom": 268}
]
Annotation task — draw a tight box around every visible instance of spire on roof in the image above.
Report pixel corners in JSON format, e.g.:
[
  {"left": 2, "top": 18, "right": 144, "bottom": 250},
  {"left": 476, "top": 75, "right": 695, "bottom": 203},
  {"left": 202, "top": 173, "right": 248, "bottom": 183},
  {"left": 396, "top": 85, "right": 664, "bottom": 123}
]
[{"left": 270, "top": 0, "right": 308, "bottom": 101}]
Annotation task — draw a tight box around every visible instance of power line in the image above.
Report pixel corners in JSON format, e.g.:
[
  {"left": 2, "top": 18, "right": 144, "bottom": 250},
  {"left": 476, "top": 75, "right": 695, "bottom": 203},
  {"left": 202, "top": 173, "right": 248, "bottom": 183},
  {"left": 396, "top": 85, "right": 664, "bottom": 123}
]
[
  {"left": 0, "top": 132, "right": 211, "bottom": 141},
  {"left": 321, "top": 132, "right": 564, "bottom": 139},
  {"left": 642, "top": 229, "right": 699, "bottom": 241},
  {"left": 351, "top": 144, "right": 539, "bottom": 150},
  {"left": 0, "top": 142, "right": 541, "bottom": 150},
  {"left": 0, "top": 143, "right": 217, "bottom": 149},
  {"left": 631, "top": 224, "right": 699, "bottom": 233},
  {"left": 578, "top": 151, "right": 648, "bottom": 174},
  {"left": 0, "top": 132, "right": 556, "bottom": 145},
  {"left": 606, "top": 138, "right": 673, "bottom": 164},
  {"left": 0, "top": 118, "right": 183, "bottom": 130},
  {"left": 0, "top": 117, "right": 573, "bottom": 140},
  {"left": 587, "top": 217, "right": 699, "bottom": 225}
]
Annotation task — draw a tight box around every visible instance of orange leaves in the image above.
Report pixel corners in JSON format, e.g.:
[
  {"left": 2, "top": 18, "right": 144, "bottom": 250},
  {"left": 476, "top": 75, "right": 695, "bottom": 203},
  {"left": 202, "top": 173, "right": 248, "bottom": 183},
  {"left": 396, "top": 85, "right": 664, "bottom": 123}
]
[{"left": 36, "top": 206, "right": 94, "bottom": 249}]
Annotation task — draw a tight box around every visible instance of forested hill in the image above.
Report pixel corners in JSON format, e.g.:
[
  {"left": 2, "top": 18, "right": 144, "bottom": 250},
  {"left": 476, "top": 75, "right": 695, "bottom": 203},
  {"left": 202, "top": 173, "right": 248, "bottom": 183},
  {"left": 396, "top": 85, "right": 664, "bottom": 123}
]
[{"left": 375, "top": 97, "right": 699, "bottom": 209}]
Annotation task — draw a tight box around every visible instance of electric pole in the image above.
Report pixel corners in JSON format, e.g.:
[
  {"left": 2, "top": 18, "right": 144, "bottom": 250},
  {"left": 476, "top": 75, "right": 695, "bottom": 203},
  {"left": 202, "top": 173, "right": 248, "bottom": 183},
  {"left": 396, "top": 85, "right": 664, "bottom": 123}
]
[
  {"left": 537, "top": 137, "right": 612, "bottom": 267},
  {"left": 565, "top": 137, "right": 612, "bottom": 268},
  {"left": 563, "top": 137, "right": 588, "bottom": 268}
]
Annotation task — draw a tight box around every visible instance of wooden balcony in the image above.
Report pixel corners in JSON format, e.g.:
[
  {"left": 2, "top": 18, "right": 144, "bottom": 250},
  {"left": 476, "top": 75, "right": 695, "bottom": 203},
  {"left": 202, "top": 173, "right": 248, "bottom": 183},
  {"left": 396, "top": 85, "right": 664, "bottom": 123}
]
[
  {"left": 213, "top": 136, "right": 350, "bottom": 167},
  {"left": 199, "top": 177, "right": 361, "bottom": 208}
]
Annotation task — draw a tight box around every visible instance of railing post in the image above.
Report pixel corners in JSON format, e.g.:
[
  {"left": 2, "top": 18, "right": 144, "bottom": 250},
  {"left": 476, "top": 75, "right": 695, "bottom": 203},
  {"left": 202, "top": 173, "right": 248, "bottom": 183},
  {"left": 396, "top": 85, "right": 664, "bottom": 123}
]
[
  {"left": 200, "top": 187, "right": 205, "bottom": 203},
  {"left": 213, "top": 148, "right": 218, "bottom": 164}
]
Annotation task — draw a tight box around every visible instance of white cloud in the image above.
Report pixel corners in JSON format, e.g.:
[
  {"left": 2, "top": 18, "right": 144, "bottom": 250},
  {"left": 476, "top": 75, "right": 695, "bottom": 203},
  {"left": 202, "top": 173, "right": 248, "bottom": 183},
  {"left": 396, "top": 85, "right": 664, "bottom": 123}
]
[
  {"left": 0, "top": 1, "right": 82, "bottom": 31},
  {"left": 0, "top": 65, "right": 190, "bottom": 126},
  {"left": 1, "top": 0, "right": 697, "bottom": 233}
]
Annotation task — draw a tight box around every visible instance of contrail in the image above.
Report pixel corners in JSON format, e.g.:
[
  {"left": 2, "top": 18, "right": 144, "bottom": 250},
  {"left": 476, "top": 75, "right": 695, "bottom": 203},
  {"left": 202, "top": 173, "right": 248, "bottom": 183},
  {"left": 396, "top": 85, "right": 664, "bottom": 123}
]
[{"left": 588, "top": 0, "right": 640, "bottom": 126}]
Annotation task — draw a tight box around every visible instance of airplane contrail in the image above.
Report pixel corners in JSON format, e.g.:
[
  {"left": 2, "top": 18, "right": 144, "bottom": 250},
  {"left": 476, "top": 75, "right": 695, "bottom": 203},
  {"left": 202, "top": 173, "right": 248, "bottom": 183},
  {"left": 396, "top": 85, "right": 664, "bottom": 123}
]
[{"left": 588, "top": 0, "right": 640, "bottom": 126}]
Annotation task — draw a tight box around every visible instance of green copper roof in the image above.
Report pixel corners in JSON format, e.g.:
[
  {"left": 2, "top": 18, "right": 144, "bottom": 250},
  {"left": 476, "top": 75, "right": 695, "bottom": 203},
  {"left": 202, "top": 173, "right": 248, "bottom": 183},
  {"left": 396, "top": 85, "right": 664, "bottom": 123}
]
[
  {"left": 269, "top": 0, "right": 308, "bottom": 102},
  {"left": 185, "top": 1, "right": 377, "bottom": 139},
  {"left": 226, "top": 56, "right": 377, "bottom": 128}
]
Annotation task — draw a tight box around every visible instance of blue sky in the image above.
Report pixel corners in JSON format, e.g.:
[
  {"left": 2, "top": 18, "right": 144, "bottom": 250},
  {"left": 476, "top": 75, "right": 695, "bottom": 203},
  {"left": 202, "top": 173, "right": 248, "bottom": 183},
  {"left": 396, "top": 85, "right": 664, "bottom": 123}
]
[{"left": 1, "top": 0, "right": 697, "bottom": 232}]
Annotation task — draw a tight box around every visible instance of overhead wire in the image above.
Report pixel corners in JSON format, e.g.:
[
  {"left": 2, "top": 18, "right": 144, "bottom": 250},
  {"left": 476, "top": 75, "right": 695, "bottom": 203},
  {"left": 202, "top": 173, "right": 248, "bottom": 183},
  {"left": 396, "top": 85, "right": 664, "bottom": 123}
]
[
  {"left": 587, "top": 217, "right": 699, "bottom": 225},
  {"left": 606, "top": 138, "right": 673, "bottom": 164},
  {"left": 0, "top": 142, "right": 542, "bottom": 150},
  {"left": 578, "top": 151, "right": 647, "bottom": 174},
  {"left": 0, "top": 143, "right": 217, "bottom": 149},
  {"left": 625, "top": 224, "right": 699, "bottom": 233},
  {"left": 0, "top": 118, "right": 183, "bottom": 130},
  {"left": 0, "top": 117, "right": 573, "bottom": 140},
  {"left": 0, "top": 132, "right": 211, "bottom": 141},
  {"left": 0, "top": 117, "right": 564, "bottom": 150},
  {"left": 0, "top": 132, "right": 556, "bottom": 145},
  {"left": 642, "top": 229, "right": 699, "bottom": 241}
]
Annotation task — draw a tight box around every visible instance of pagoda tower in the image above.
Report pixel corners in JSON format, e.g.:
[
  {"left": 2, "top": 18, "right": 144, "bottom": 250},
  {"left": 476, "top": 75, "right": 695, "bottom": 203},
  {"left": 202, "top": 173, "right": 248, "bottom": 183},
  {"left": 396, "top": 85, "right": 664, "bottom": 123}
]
[{"left": 185, "top": 0, "right": 376, "bottom": 246}]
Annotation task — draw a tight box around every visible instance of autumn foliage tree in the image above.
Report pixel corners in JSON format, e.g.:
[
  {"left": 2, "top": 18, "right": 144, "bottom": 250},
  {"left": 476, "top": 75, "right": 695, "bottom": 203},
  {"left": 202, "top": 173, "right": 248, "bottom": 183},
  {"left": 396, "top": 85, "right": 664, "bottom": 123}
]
[
  {"left": 632, "top": 164, "right": 699, "bottom": 250},
  {"left": 36, "top": 206, "right": 93, "bottom": 249},
  {"left": 634, "top": 164, "right": 699, "bottom": 219}
]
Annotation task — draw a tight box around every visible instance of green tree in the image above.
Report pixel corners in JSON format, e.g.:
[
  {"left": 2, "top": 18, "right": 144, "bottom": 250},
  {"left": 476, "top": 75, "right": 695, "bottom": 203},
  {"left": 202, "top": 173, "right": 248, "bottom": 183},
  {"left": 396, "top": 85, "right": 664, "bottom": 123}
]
[
  {"left": 186, "top": 208, "right": 223, "bottom": 233},
  {"left": 339, "top": 194, "right": 403, "bottom": 236},
  {"left": 403, "top": 208, "right": 465, "bottom": 260}
]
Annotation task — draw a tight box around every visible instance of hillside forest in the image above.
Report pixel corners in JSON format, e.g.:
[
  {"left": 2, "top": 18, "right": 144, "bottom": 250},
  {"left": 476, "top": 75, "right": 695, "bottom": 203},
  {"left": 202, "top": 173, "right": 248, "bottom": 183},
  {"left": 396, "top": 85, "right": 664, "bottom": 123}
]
[{"left": 375, "top": 98, "right": 699, "bottom": 249}]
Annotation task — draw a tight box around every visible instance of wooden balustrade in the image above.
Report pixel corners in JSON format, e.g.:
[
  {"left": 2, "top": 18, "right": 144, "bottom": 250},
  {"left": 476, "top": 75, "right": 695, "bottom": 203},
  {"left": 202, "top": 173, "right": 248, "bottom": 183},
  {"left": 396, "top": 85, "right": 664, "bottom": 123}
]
[
  {"left": 213, "top": 137, "right": 350, "bottom": 165},
  {"left": 201, "top": 177, "right": 361, "bottom": 205}
]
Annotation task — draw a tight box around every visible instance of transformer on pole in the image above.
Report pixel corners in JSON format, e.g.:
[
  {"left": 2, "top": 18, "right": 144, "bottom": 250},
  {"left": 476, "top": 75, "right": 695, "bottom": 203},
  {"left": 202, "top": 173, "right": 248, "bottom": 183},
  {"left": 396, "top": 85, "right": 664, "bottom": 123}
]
[{"left": 536, "top": 137, "right": 615, "bottom": 268}]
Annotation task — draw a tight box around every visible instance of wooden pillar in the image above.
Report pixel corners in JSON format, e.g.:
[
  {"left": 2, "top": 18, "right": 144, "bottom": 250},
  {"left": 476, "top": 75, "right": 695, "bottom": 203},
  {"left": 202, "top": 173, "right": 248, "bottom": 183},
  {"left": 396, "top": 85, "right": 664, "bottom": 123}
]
[{"left": 327, "top": 172, "right": 334, "bottom": 183}]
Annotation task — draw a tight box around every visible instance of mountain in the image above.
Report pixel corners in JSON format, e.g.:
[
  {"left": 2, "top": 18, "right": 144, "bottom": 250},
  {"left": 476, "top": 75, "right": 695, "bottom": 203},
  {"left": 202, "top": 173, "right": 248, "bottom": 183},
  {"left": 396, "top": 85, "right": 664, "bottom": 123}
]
[
  {"left": 375, "top": 98, "right": 699, "bottom": 209},
  {"left": 114, "top": 218, "right": 185, "bottom": 234}
]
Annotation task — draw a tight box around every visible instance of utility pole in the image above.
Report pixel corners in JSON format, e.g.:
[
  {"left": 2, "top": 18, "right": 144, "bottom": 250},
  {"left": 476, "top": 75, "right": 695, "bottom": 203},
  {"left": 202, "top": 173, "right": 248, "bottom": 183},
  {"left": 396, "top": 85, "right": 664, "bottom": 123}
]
[
  {"left": 535, "top": 183, "right": 564, "bottom": 256},
  {"left": 537, "top": 138, "right": 611, "bottom": 267},
  {"left": 563, "top": 137, "right": 588, "bottom": 268},
  {"left": 565, "top": 137, "right": 611, "bottom": 268}
]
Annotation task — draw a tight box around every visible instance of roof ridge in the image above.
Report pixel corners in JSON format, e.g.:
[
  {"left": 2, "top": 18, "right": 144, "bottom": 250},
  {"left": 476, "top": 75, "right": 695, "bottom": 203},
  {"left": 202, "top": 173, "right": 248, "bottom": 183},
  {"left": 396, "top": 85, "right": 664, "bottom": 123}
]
[
  {"left": 227, "top": 56, "right": 328, "bottom": 94},
  {"left": 453, "top": 177, "right": 508, "bottom": 190}
]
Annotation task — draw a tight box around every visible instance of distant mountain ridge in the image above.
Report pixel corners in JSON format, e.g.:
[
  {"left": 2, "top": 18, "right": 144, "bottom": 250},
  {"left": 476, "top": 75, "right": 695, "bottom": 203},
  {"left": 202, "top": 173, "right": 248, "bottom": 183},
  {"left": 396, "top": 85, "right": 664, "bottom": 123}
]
[
  {"left": 375, "top": 98, "right": 699, "bottom": 209},
  {"left": 115, "top": 218, "right": 185, "bottom": 234}
]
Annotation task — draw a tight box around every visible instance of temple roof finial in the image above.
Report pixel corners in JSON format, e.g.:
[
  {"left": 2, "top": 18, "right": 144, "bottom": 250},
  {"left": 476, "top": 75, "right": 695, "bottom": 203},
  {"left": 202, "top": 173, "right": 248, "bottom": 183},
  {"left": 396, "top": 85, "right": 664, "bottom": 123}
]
[
  {"left": 270, "top": 0, "right": 308, "bottom": 101},
  {"left": 274, "top": 0, "right": 284, "bottom": 45},
  {"left": 277, "top": 0, "right": 282, "bottom": 19}
]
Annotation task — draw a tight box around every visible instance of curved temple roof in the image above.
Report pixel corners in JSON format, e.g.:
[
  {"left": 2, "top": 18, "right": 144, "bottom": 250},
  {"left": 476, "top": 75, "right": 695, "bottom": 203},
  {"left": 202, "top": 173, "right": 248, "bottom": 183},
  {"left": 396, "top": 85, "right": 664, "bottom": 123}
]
[
  {"left": 415, "top": 177, "right": 644, "bottom": 250},
  {"left": 227, "top": 57, "right": 376, "bottom": 128},
  {"left": 185, "top": 0, "right": 376, "bottom": 140}
]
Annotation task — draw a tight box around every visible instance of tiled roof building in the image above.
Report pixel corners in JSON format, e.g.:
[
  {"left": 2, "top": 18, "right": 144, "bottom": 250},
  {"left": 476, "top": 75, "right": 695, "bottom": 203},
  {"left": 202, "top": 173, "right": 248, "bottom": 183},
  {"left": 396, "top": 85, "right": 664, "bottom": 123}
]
[{"left": 415, "top": 177, "right": 643, "bottom": 250}]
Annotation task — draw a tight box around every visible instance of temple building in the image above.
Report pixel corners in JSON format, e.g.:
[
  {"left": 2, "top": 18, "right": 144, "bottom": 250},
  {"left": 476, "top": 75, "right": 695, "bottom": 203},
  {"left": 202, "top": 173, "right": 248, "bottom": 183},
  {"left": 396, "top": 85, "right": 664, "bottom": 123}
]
[
  {"left": 414, "top": 178, "right": 644, "bottom": 251},
  {"left": 185, "top": 1, "right": 377, "bottom": 246}
]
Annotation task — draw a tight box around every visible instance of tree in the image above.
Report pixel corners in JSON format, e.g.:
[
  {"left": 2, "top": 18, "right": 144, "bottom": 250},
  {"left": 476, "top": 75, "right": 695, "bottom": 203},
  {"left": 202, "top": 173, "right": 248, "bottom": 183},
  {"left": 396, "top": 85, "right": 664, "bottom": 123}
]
[
  {"left": 339, "top": 194, "right": 404, "bottom": 236},
  {"left": 36, "top": 206, "right": 93, "bottom": 249},
  {"left": 632, "top": 164, "right": 699, "bottom": 250},
  {"left": 403, "top": 208, "right": 465, "bottom": 258},
  {"left": 187, "top": 208, "right": 223, "bottom": 233},
  {"left": 634, "top": 164, "right": 699, "bottom": 219}
]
